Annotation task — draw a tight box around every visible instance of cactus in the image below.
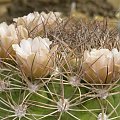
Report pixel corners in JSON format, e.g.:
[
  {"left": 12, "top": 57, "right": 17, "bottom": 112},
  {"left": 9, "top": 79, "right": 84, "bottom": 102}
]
[{"left": 0, "top": 11, "right": 120, "bottom": 120}]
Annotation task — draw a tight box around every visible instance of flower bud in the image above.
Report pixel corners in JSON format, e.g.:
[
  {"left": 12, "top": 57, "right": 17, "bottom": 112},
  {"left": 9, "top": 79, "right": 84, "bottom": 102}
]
[{"left": 83, "top": 48, "right": 120, "bottom": 84}]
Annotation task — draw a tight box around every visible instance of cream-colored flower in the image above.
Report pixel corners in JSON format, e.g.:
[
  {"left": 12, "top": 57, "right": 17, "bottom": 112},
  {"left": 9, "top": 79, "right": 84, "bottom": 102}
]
[
  {"left": 0, "top": 22, "right": 29, "bottom": 57},
  {"left": 12, "top": 36, "right": 57, "bottom": 78},
  {"left": 40, "top": 11, "right": 62, "bottom": 26},
  {"left": 13, "top": 12, "right": 41, "bottom": 31},
  {"left": 16, "top": 25, "right": 28, "bottom": 40},
  {"left": 13, "top": 11, "right": 61, "bottom": 33},
  {"left": 83, "top": 48, "right": 120, "bottom": 84},
  {"left": 0, "top": 22, "right": 18, "bottom": 57}
]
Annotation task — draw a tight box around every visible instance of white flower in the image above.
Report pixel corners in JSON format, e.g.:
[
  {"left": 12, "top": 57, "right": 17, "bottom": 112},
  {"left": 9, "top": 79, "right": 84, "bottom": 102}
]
[
  {"left": 12, "top": 36, "right": 57, "bottom": 78},
  {"left": 83, "top": 48, "right": 120, "bottom": 84},
  {"left": 13, "top": 11, "right": 61, "bottom": 33},
  {"left": 0, "top": 22, "right": 18, "bottom": 57}
]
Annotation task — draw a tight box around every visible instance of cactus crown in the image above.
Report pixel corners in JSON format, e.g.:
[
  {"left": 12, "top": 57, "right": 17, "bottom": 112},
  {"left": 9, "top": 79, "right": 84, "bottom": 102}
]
[{"left": 0, "top": 11, "right": 120, "bottom": 120}]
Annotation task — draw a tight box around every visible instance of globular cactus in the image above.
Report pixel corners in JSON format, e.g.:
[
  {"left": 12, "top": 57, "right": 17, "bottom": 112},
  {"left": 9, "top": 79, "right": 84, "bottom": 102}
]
[{"left": 0, "top": 11, "right": 120, "bottom": 120}]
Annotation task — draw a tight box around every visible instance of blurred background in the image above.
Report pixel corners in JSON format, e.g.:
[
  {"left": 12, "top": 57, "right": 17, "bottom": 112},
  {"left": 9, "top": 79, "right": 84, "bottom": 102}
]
[{"left": 0, "top": 0, "right": 120, "bottom": 23}]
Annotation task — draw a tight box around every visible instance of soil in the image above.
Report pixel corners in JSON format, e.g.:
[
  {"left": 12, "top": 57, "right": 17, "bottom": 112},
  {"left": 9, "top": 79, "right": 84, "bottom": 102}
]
[{"left": 77, "top": 0, "right": 115, "bottom": 18}]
